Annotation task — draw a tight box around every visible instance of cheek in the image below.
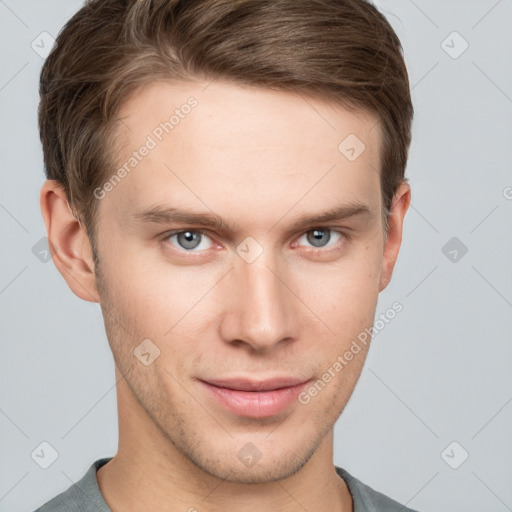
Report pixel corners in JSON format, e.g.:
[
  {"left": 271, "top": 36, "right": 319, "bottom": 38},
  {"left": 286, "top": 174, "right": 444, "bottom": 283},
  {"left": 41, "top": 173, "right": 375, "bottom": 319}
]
[
  {"left": 296, "top": 244, "right": 382, "bottom": 327},
  {"left": 96, "top": 246, "right": 166, "bottom": 340},
  {"left": 100, "top": 250, "right": 220, "bottom": 352}
]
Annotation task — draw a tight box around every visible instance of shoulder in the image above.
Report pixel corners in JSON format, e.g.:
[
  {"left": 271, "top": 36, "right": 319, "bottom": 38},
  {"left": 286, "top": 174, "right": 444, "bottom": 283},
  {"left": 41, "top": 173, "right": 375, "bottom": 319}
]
[
  {"left": 33, "top": 458, "right": 113, "bottom": 512},
  {"left": 335, "top": 466, "right": 422, "bottom": 512}
]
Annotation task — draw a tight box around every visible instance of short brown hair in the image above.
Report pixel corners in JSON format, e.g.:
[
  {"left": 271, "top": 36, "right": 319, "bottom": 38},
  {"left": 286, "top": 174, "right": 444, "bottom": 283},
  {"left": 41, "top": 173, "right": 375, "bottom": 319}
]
[{"left": 38, "top": 0, "right": 413, "bottom": 247}]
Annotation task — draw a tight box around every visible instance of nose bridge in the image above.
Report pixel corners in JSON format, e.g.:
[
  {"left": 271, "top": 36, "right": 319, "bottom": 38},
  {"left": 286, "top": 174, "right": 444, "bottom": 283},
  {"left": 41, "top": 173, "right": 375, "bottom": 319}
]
[{"left": 223, "top": 246, "right": 296, "bottom": 351}]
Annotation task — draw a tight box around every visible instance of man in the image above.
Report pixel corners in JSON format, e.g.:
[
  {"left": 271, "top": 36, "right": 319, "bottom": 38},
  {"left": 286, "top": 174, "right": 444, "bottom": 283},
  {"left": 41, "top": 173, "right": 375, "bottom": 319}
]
[{"left": 35, "top": 0, "right": 418, "bottom": 510}]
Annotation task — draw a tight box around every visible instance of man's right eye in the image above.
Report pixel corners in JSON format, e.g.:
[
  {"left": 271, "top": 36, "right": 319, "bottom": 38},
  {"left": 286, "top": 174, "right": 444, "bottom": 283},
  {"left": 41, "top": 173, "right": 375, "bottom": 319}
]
[{"left": 163, "top": 229, "right": 215, "bottom": 252}]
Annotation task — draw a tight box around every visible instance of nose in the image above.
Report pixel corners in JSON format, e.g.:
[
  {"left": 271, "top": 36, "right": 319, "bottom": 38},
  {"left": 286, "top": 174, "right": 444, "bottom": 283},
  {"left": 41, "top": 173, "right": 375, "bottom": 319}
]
[{"left": 218, "top": 252, "right": 299, "bottom": 353}]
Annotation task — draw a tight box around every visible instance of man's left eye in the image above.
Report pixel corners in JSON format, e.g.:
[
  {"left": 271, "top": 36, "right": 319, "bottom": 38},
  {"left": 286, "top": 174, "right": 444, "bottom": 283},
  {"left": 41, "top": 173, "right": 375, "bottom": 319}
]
[{"left": 297, "top": 228, "right": 343, "bottom": 249}]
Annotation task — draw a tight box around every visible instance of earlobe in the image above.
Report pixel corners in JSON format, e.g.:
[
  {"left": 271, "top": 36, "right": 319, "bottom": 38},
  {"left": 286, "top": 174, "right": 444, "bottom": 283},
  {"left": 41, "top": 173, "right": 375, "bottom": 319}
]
[
  {"left": 40, "top": 179, "right": 100, "bottom": 303},
  {"left": 378, "top": 181, "right": 411, "bottom": 292}
]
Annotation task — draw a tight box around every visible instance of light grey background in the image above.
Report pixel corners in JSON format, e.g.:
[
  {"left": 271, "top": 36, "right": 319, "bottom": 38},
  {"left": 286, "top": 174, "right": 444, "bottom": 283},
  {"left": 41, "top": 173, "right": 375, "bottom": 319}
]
[{"left": 1, "top": 1, "right": 511, "bottom": 511}]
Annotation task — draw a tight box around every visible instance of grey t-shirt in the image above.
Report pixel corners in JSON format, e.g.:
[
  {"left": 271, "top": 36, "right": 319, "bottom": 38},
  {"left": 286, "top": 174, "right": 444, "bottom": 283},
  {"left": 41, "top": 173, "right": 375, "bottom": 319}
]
[{"left": 34, "top": 457, "right": 420, "bottom": 512}]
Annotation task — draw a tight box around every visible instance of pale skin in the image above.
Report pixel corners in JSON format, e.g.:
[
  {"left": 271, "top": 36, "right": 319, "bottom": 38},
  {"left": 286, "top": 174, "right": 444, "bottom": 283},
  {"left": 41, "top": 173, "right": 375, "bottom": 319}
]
[{"left": 40, "top": 80, "right": 410, "bottom": 512}]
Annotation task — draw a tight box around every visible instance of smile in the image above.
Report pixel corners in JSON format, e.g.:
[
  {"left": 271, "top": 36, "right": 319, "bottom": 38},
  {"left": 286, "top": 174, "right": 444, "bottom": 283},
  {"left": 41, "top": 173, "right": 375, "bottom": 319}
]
[{"left": 198, "top": 378, "right": 311, "bottom": 418}]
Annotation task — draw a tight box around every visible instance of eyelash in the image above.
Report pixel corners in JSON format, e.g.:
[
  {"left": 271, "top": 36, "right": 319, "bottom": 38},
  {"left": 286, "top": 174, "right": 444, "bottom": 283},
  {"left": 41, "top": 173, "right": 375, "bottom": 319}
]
[{"left": 160, "top": 227, "right": 348, "bottom": 255}]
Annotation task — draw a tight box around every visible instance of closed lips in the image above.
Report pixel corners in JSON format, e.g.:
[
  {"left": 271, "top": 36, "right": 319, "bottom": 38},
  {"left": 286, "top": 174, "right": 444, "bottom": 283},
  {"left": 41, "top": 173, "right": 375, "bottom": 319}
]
[{"left": 199, "top": 377, "right": 311, "bottom": 392}]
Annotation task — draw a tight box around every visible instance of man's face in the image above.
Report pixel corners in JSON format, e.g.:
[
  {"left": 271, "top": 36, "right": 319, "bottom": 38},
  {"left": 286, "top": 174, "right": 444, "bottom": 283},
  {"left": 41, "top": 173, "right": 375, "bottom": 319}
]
[{"left": 92, "top": 80, "right": 399, "bottom": 483}]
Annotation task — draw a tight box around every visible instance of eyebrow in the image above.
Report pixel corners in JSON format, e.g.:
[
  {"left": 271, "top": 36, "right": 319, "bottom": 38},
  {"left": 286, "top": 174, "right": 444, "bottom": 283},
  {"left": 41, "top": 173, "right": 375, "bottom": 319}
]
[{"left": 133, "top": 201, "right": 371, "bottom": 234}]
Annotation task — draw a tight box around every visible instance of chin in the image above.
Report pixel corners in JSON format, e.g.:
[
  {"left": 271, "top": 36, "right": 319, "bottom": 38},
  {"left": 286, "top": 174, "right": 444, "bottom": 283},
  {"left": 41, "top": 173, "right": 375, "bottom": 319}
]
[{"left": 188, "top": 436, "right": 320, "bottom": 485}]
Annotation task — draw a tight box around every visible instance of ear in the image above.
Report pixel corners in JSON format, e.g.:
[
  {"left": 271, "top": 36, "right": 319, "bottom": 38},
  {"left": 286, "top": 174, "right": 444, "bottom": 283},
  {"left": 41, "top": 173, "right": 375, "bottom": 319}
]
[
  {"left": 40, "top": 179, "right": 100, "bottom": 303},
  {"left": 379, "top": 181, "right": 411, "bottom": 292}
]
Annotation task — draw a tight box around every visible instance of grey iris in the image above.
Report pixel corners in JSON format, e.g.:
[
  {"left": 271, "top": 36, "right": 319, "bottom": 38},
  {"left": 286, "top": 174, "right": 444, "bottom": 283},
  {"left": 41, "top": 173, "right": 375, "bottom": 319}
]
[
  {"left": 178, "top": 231, "right": 202, "bottom": 250},
  {"left": 307, "top": 229, "right": 331, "bottom": 248}
]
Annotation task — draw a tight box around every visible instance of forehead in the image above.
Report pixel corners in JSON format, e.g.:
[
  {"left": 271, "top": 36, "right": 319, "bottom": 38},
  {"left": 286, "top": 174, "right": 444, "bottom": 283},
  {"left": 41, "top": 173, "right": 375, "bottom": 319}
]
[
  {"left": 115, "top": 79, "right": 381, "bottom": 156},
  {"left": 102, "top": 79, "right": 382, "bottom": 226}
]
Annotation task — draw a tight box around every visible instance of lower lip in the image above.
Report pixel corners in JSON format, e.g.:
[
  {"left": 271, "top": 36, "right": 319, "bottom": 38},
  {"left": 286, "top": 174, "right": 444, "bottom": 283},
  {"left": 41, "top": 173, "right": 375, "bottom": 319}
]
[{"left": 199, "top": 380, "right": 310, "bottom": 418}]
